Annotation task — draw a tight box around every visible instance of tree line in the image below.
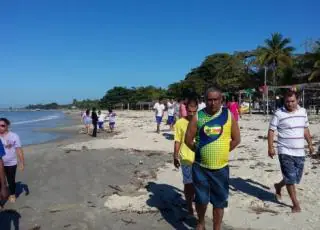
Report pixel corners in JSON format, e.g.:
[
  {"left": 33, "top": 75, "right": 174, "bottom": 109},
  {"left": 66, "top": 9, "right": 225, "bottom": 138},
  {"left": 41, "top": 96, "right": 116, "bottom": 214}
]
[{"left": 26, "top": 33, "right": 320, "bottom": 110}]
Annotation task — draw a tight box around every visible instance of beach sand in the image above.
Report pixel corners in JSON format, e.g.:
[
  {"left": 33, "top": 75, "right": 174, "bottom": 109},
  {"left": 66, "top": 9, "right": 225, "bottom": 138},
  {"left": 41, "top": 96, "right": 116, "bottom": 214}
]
[{"left": 1, "top": 110, "right": 319, "bottom": 229}]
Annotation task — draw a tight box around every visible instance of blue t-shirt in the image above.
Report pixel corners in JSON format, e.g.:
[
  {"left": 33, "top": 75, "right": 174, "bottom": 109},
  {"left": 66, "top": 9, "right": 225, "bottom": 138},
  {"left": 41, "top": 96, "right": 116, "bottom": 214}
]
[{"left": 0, "top": 139, "right": 5, "bottom": 158}]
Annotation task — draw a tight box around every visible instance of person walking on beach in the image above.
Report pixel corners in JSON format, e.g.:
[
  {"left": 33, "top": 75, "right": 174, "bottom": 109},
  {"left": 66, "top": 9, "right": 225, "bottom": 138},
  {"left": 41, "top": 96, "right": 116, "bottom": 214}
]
[
  {"left": 108, "top": 109, "right": 116, "bottom": 132},
  {"left": 91, "top": 108, "right": 98, "bottom": 137},
  {"left": 153, "top": 99, "right": 165, "bottom": 133},
  {"left": 98, "top": 110, "right": 105, "bottom": 131},
  {"left": 83, "top": 109, "right": 91, "bottom": 135},
  {"left": 0, "top": 118, "right": 25, "bottom": 203},
  {"left": 167, "top": 99, "right": 175, "bottom": 130},
  {"left": 268, "top": 90, "right": 314, "bottom": 213},
  {"left": 185, "top": 87, "right": 241, "bottom": 230},
  {"left": 0, "top": 139, "right": 9, "bottom": 202},
  {"left": 227, "top": 96, "right": 241, "bottom": 122},
  {"left": 174, "top": 97, "right": 198, "bottom": 216}
]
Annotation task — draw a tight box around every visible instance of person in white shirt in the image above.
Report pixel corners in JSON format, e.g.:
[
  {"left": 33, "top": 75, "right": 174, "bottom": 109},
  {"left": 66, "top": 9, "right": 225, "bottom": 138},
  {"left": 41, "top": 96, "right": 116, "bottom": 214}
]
[
  {"left": 98, "top": 111, "right": 105, "bottom": 130},
  {"left": 268, "top": 90, "right": 314, "bottom": 213},
  {"left": 153, "top": 99, "right": 165, "bottom": 133},
  {"left": 0, "top": 118, "right": 25, "bottom": 203},
  {"left": 167, "top": 99, "right": 175, "bottom": 130}
]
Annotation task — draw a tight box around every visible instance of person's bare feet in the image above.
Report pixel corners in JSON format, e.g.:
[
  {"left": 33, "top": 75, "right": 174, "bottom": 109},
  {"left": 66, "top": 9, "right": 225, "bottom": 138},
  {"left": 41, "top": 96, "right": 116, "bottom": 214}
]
[
  {"left": 8, "top": 195, "right": 16, "bottom": 203},
  {"left": 274, "top": 183, "right": 282, "bottom": 200},
  {"left": 292, "top": 205, "right": 301, "bottom": 213},
  {"left": 196, "top": 223, "right": 205, "bottom": 230},
  {"left": 187, "top": 206, "right": 194, "bottom": 217}
]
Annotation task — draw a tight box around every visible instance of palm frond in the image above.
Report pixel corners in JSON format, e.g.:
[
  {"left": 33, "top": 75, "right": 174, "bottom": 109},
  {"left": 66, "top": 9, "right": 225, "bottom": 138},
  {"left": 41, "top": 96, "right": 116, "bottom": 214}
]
[{"left": 309, "top": 69, "right": 320, "bottom": 81}]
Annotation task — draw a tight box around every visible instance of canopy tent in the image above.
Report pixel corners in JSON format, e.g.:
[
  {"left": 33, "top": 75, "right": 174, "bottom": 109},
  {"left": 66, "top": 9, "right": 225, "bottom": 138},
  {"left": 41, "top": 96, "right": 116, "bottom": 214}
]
[{"left": 261, "top": 82, "right": 320, "bottom": 115}]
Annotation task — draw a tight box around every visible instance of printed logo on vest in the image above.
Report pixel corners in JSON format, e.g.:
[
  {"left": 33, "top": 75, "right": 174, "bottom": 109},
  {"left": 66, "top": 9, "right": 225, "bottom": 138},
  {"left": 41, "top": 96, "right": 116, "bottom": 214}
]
[{"left": 204, "top": 124, "right": 222, "bottom": 137}]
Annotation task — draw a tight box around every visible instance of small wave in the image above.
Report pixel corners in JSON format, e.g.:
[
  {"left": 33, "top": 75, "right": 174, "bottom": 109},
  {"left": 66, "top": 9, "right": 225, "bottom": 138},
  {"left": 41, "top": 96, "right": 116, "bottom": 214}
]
[{"left": 12, "top": 115, "right": 61, "bottom": 125}]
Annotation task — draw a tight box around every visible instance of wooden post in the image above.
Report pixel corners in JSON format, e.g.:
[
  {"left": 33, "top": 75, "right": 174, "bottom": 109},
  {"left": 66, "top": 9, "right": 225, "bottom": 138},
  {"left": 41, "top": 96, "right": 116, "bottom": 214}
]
[
  {"left": 302, "top": 89, "right": 305, "bottom": 108},
  {"left": 249, "top": 94, "right": 252, "bottom": 115}
]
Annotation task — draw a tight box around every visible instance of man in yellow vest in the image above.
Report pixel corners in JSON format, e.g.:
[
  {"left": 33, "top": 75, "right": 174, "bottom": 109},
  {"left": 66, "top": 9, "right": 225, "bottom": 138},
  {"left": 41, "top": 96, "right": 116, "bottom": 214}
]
[
  {"left": 173, "top": 97, "right": 198, "bottom": 216},
  {"left": 185, "top": 87, "right": 241, "bottom": 230}
]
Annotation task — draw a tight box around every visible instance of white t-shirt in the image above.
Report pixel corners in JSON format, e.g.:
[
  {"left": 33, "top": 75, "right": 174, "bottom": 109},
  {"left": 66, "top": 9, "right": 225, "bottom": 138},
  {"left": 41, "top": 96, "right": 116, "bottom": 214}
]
[
  {"left": 269, "top": 106, "right": 309, "bottom": 157},
  {"left": 153, "top": 102, "right": 165, "bottom": 117},
  {"left": 167, "top": 102, "right": 175, "bottom": 116},
  {"left": 198, "top": 102, "right": 206, "bottom": 111},
  {"left": 98, "top": 114, "right": 105, "bottom": 122},
  {"left": 109, "top": 112, "right": 116, "bottom": 123},
  {"left": 0, "top": 132, "right": 22, "bottom": 166}
]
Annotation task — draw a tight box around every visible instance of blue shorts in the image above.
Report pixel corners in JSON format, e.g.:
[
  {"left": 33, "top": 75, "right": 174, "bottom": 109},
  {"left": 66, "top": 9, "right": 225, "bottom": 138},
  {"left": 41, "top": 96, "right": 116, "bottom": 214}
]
[
  {"left": 279, "top": 154, "right": 305, "bottom": 184},
  {"left": 167, "top": 116, "right": 174, "bottom": 125},
  {"left": 84, "top": 118, "right": 91, "bottom": 125},
  {"left": 98, "top": 122, "right": 104, "bottom": 129},
  {"left": 155, "top": 116, "right": 162, "bottom": 124},
  {"left": 109, "top": 122, "right": 115, "bottom": 128},
  {"left": 192, "top": 163, "right": 229, "bottom": 208}
]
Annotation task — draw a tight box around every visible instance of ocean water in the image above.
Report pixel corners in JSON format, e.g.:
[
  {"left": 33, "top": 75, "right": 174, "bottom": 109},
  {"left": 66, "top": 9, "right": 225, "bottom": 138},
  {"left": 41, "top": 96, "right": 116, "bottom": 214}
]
[{"left": 0, "top": 111, "right": 72, "bottom": 146}]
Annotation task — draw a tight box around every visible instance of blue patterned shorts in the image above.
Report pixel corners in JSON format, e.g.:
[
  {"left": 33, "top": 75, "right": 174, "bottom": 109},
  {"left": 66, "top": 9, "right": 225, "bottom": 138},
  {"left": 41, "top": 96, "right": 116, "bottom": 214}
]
[
  {"left": 192, "top": 163, "right": 229, "bottom": 208},
  {"left": 279, "top": 154, "right": 305, "bottom": 184}
]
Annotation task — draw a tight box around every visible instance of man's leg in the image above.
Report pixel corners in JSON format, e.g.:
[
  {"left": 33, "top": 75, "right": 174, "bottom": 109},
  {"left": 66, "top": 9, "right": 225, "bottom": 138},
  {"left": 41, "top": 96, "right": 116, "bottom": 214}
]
[
  {"left": 92, "top": 123, "right": 97, "bottom": 137},
  {"left": 274, "top": 179, "right": 285, "bottom": 199},
  {"left": 286, "top": 184, "right": 301, "bottom": 212},
  {"left": 279, "top": 154, "right": 304, "bottom": 212},
  {"left": 184, "top": 183, "right": 195, "bottom": 215},
  {"left": 196, "top": 204, "right": 207, "bottom": 230},
  {"left": 4, "top": 165, "right": 17, "bottom": 202},
  {"left": 208, "top": 166, "right": 229, "bottom": 230},
  {"left": 192, "top": 164, "right": 210, "bottom": 230},
  {"left": 182, "top": 165, "right": 195, "bottom": 215},
  {"left": 213, "top": 208, "right": 224, "bottom": 230}
]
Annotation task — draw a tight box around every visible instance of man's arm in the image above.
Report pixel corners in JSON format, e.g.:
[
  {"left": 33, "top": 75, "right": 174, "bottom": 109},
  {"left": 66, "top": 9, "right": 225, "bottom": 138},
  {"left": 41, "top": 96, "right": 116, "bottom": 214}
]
[
  {"left": 304, "top": 128, "right": 314, "bottom": 154},
  {"left": 185, "top": 115, "right": 197, "bottom": 151},
  {"left": 0, "top": 159, "right": 8, "bottom": 200},
  {"left": 230, "top": 117, "right": 241, "bottom": 151},
  {"left": 173, "top": 142, "right": 181, "bottom": 168},
  {"left": 267, "top": 130, "right": 276, "bottom": 158},
  {"left": 16, "top": 147, "right": 25, "bottom": 171}
]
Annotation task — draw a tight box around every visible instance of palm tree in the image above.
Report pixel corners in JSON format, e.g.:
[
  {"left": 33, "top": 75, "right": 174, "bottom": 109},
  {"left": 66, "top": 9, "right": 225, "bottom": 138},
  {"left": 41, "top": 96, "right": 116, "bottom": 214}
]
[
  {"left": 308, "top": 40, "right": 320, "bottom": 81},
  {"left": 256, "top": 33, "right": 295, "bottom": 86}
]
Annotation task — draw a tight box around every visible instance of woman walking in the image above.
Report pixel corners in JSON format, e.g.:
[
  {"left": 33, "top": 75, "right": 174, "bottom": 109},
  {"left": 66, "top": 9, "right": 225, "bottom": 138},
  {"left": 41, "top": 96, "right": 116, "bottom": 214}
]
[
  {"left": 0, "top": 118, "right": 24, "bottom": 203},
  {"left": 83, "top": 109, "right": 91, "bottom": 135},
  {"left": 227, "top": 96, "right": 241, "bottom": 122}
]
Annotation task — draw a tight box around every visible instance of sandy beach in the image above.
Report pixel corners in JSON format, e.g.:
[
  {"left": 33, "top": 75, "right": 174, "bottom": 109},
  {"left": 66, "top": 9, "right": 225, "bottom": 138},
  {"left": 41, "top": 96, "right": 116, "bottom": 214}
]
[{"left": 1, "top": 110, "right": 319, "bottom": 230}]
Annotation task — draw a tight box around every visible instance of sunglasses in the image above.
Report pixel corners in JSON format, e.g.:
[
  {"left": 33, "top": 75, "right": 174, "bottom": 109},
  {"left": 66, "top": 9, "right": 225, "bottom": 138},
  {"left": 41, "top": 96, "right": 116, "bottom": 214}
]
[{"left": 0, "top": 124, "right": 7, "bottom": 128}]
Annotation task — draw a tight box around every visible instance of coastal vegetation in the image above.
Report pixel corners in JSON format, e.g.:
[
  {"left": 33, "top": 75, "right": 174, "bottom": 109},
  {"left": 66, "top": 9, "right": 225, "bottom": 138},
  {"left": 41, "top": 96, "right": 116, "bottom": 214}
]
[{"left": 25, "top": 34, "right": 320, "bottom": 110}]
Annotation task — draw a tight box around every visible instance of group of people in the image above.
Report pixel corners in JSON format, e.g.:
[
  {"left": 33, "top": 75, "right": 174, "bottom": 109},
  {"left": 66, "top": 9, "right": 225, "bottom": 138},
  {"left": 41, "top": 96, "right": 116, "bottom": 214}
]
[
  {"left": 153, "top": 95, "right": 241, "bottom": 134},
  {"left": 169, "top": 88, "right": 314, "bottom": 230},
  {"left": 81, "top": 108, "right": 117, "bottom": 137},
  {"left": 0, "top": 118, "right": 25, "bottom": 205}
]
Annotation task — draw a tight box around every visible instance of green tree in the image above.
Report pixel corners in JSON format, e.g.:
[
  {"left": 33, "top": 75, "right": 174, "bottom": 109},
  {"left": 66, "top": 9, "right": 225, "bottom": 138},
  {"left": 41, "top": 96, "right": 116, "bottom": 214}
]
[
  {"left": 256, "top": 33, "right": 295, "bottom": 86},
  {"left": 308, "top": 40, "right": 320, "bottom": 81}
]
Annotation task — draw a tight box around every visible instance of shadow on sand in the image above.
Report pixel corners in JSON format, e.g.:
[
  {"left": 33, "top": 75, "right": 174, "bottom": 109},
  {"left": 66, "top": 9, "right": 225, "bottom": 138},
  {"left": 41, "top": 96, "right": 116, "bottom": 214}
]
[
  {"left": 230, "top": 177, "right": 290, "bottom": 207},
  {"left": 146, "top": 182, "right": 197, "bottom": 230},
  {"left": 0, "top": 209, "right": 21, "bottom": 230},
  {"left": 162, "top": 133, "right": 174, "bottom": 141}
]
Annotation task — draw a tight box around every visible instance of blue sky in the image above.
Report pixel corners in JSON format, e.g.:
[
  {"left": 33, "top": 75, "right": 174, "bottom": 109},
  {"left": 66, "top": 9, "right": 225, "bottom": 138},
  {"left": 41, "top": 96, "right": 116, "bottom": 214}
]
[{"left": 1, "top": 0, "right": 319, "bottom": 106}]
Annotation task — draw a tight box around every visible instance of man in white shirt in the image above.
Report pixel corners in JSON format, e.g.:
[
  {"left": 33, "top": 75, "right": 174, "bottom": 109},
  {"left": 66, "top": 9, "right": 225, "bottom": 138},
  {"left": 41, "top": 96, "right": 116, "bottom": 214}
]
[
  {"left": 268, "top": 90, "right": 314, "bottom": 213},
  {"left": 153, "top": 99, "right": 165, "bottom": 133},
  {"left": 167, "top": 99, "right": 175, "bottom": 130}
]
